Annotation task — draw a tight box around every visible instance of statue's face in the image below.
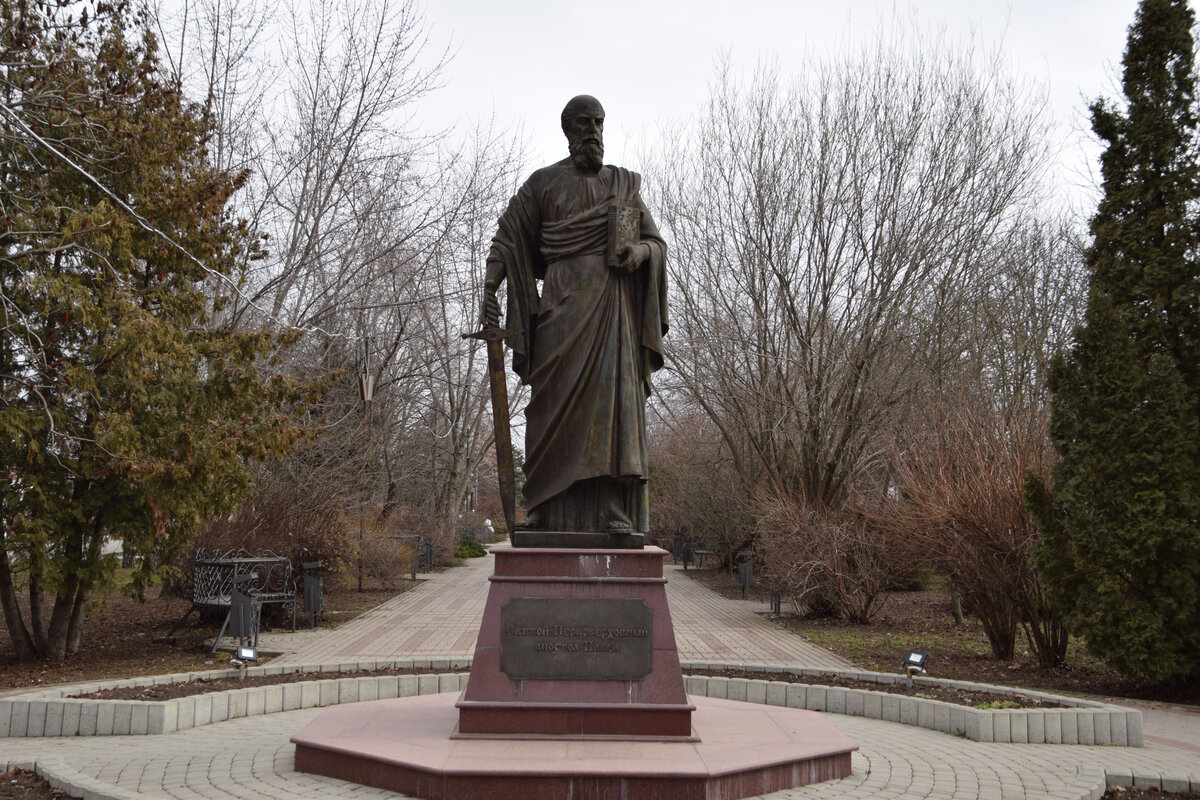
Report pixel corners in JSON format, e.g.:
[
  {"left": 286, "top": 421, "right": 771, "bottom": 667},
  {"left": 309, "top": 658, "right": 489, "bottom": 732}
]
[
  {"left": 564, "top": 99, "right": 605, "bottom": 172},
  {"left": 564, "top": 103, "right": 604, "bottom": 149}
]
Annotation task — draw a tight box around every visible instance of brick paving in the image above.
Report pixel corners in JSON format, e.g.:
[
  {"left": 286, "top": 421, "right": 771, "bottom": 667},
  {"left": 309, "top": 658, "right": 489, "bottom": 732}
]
[
  {"left": 3, "top": 545, "right": 1198, "bottom": 800},
  {"left": 6, "top": 704, "right": 1197, "bottom": 800},
  {"left": 664, "top": 563, "right": 853, "bottom": 669},
  {"left": 266, "top": 551, "right": 852, "bottom": 670}
]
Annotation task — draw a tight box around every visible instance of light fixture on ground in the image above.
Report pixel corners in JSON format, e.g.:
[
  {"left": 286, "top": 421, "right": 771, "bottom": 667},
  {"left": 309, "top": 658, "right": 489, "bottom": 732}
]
[
  {"left": 903, "top": 650, "right": 928, "bottom": 688},
  {"left": 230, "top": 644, "right": 258, "bottom": 678}
]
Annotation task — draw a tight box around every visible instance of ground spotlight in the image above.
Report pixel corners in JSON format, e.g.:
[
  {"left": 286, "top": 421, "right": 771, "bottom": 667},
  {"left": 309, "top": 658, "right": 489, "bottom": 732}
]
[{"left": 902, "top": 650, "right": 928, "bottom": 688}]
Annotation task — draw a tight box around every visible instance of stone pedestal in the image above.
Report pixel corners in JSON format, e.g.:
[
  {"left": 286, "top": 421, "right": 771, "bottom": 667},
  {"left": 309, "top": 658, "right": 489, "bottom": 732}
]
[
  {"left": 292, "top": 542, "right": 860, "bottom": 800},
  {"left": 293, "top": 693, "right": 858, "bottom": 800},
  {"left": 456, "top": 544, "right": 694, "bottom": 738}
]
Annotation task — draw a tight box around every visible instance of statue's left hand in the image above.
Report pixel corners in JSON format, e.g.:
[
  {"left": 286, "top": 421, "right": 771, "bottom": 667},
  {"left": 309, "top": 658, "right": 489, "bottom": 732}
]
[{"left": 616, "top": 242, "right": 651, "bottom": 274}]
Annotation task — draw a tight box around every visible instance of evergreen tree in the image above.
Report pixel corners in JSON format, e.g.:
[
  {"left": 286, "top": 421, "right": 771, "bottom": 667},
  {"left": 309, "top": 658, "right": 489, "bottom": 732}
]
[
  {"left": 1026, "top": 0, "right": 1200, "bottom": 681},
  {"left": 0, "top": 1, "right": 314, "bottom": 661}
]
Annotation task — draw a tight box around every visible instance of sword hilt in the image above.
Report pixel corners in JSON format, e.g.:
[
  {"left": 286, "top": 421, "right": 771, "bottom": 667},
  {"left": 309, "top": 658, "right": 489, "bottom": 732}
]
[{"left": 462, "top": 327, "right": 521, "bottom": 343}]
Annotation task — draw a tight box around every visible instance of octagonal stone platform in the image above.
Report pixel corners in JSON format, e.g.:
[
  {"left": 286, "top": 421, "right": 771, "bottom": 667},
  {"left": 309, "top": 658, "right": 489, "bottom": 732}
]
[{"left": 292, "top": 691, "right": 857, "bottom": 800}]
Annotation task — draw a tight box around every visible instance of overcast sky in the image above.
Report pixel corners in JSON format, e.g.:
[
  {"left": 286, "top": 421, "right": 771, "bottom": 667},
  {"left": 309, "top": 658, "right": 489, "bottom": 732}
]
[{"left": 412, "top": 0, "right": 1182, "bottom": 214}]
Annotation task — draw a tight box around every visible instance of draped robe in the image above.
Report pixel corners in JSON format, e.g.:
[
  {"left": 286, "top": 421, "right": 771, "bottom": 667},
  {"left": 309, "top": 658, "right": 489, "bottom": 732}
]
[{"left": 487, "top": 159, "right": 667, "bottom": 531}]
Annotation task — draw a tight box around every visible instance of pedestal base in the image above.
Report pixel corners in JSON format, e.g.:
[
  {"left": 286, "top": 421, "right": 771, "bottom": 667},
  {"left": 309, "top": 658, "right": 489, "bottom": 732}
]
[
  {"left": 457, "top": 545, "right": 692, "bottom": 738},
  {"left": 511, "top": 529, "right": 646, "bottom": 549},
  {"left": 292, "top": 692, "right": 858, "bottom": 800}
]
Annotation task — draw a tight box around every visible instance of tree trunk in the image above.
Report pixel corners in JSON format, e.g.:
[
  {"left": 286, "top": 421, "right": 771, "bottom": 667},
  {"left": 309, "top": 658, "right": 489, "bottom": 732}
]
[
  {"left": 28, "top": 571, "right": 47, "bottom": 653},
  {"left": 950, "top": 594, "right": 965, "bottom": 625},
  {"left": 65, "top": 583, "right": 88, "bottom": 656},
  {"left": 45, "top": 576, "right": 79, "bottom": 662},
  {"left": 0, "top": 542, "right": 36, "bottom": 660}
]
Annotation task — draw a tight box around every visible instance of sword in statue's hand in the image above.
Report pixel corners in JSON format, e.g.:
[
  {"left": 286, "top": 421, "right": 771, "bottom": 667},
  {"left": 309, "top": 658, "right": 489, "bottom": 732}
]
[{"left": 462, "top": 322, "right": 520, "bottom": 537}]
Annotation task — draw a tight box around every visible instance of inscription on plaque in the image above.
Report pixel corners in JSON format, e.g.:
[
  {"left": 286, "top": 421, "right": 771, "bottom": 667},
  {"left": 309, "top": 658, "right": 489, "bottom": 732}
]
[{"left": 500, "top": 597, "right": 653, "bottom": 680}]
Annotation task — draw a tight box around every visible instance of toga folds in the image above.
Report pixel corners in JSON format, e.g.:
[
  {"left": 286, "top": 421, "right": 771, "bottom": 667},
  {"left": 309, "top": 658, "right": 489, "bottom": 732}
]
[{"left": 487, "top": 159, "right": 668, "bottom": 529}]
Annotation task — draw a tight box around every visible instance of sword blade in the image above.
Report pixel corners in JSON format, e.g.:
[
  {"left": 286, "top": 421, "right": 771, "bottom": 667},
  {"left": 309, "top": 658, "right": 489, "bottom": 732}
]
[{"left": 485, "top": 336, "right": 518, "bottom": 535}]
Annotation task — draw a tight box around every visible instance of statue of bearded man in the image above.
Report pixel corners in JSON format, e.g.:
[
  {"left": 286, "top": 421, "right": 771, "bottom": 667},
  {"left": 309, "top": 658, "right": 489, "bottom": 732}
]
[{"left": 481, "top": 95, "right": 668, "bottom": 546}]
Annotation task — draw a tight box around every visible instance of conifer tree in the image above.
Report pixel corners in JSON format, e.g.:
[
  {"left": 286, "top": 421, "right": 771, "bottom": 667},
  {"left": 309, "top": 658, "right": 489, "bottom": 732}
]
[
  {"left": 1026, "top": 0, "right": 1200, "bottom": 681},
  {"left": 0, "top": 1, "right": 314, "bottom": 661}
]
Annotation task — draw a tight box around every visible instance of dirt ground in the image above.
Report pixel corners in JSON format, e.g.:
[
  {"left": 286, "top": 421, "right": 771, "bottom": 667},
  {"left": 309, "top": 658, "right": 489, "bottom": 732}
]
[
  {"left": 1, "top": 770, "right": 71, "bottom": 800},
  {"left": 10, "top": 564, "right": 1195, "bottom": 704},
  {"left": 682, "top": 567, "right": 1200, "bottom": 706},
  {"left": 0, "top": 581, "right": 407, "bottom": 692}
]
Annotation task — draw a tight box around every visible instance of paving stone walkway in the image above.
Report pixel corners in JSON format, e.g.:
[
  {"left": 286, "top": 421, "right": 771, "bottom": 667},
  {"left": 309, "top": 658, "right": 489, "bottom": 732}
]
[
  {"left": 3, "top": 545, "right": 1198, "bottom": 800},
  {"left": 266, "top": 553, "right": 851, "bottom": 670}
]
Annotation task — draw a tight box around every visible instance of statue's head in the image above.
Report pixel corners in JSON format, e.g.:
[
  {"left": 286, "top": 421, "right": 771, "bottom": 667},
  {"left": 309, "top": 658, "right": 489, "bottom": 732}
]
[{"left": 561, "top": 95, "right": 604, "bottom": 172}]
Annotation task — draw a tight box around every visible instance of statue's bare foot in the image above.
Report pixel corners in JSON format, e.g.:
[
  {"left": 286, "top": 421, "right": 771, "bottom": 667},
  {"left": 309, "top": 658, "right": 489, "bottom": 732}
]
[{"left": 605, "top": 520, "right": 633, "bottom": 533}]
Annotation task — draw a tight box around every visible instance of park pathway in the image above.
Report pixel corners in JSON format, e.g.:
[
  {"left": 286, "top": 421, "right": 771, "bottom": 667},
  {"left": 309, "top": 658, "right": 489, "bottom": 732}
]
[
  {"left": 4, "top": 544, "right": 1199, "bottom": 800},
  {"left": 266, "top": 547, "right": 851, "bottom": 670}
]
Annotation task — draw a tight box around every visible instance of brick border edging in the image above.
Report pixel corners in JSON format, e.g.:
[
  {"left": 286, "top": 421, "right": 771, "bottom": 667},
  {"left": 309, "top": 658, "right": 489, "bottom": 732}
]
[
  {"left": 1068, "top": 765, "right": 1200, "bottom": 800},
  {"left": 0, "top": 657, "right": 1140, "bottom": 748},
  {"left": 3, "top": 659, "right": 1198, "bottom": 800},
  {"left": 8, "top": 756, "right": 1189, "bottom": 800},
  {"left": 0, "top": 657, "right": 470, "bottom": 738},
  {"left": 678, "top": 660, "right": 1144, "bottom": 747}
]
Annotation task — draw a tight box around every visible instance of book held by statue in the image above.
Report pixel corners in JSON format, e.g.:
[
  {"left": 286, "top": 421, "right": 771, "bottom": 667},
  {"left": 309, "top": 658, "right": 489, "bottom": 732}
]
[{"left": 607, "top": 204, "right": 641, "bottom": 267}]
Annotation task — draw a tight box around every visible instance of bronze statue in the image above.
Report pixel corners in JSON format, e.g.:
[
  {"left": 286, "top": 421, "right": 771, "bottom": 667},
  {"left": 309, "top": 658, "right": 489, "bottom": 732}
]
[{"left": 481, "top": 95, "right": 667, "bottom": 547}]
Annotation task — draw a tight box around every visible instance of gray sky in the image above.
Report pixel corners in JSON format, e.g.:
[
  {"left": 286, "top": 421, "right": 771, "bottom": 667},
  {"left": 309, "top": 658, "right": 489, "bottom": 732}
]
[{"left": 415, "top": 0, "right": 1173, "bottom": 213}]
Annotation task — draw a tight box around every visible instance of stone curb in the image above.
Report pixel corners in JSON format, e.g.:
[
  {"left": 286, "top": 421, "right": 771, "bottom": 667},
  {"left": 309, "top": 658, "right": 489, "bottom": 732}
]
[
  {"left": 0, "top": 658, "right": 1141, "bottom": 748},
  {"left": 0, "top": 658, "right": 470, "bottom": 738},
  {"left": 4, "top": 659, "right": 1197, "bottom": 800},
  {"left": 1070, "top": 765, "right": 1200, "bottom": 798},
  {"left": 9, "top": 756, "right": 1195, "bottom": 800},
  {"left": 678, "top": 660, "right": 1144, "bottom": 747},
  {"left": 2, "top": 758, "right": 144, "bottom": 800}
]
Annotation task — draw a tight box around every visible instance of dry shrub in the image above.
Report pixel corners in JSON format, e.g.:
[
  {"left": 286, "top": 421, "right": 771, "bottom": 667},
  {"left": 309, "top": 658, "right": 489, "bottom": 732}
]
[
  {"left": 171, "top": 470, "right": 353, "bottom": 602},
  {"left": 755, "top": 498, "right": 898, "bottom": 623},
  {"left": 648, "top": 414, "right": 753, "bottom": 570},
  {"left": 878, "top": 397, "right": 1067, "bottom": 666},
  {"left": 356, "top": 515, "right": 415, "bottom": 590},
  {"left": 380, "top": 507, "right": 456, "bottom": 566}
]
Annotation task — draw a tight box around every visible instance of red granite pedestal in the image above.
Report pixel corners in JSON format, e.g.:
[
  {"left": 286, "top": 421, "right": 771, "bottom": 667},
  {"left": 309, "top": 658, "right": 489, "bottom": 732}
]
[
  {"left": 292, "top": 543, "right": 858, "bottom": 800},
  {"left": 456, "top": 544, "right": 694, "bottom": 738}
]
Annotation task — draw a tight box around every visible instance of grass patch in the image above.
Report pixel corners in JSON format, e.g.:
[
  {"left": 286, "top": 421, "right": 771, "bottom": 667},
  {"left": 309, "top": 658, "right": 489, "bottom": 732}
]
[{"left": 680, "top": 567, "right": 1199, "bottom": 703}]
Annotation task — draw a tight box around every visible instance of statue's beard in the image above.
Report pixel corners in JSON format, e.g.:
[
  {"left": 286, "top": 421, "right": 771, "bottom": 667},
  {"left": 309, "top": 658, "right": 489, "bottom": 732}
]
[{"left": 569, "top": 138, "right": 604, "bottom": 171}]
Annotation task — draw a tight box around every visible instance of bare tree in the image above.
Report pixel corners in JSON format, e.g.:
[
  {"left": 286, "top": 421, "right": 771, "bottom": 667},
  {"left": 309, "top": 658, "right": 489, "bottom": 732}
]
[
  {"left": 149, "top": 0, "right": 525, "bottom": 572},
  {"left": 876, "top": 220, "right": 1084, "bottom": 664},
  {"left": 880, "top": 393, "right": 1066, "bottom": 663},
  {"left": 373, "top": 124, "right": 526, "bottom": 542},
  {"left": 153, "top": 0, "right": 276, "bottom": 177},
  {"left": 240, "top": 0, "right": 449, "bottom": 332},
  {"left": 651, "top": 42, "right": 1053, "bottom": 513}
]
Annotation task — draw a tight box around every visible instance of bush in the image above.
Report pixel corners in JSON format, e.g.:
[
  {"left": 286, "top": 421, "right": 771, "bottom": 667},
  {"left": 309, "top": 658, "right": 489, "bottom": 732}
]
[
  {"left": 357, "top": 518, "right": 415, "bottom": 590},
  {"left": 881, "top": 397, "right": 1067, "bottom": 667},
  {"left": 755, "top": 500, "right": 900, "bottom": 623},
  {"left": 454, "top": 534, "right": 487, "bottom": 559},
  {"left": 170, "top": 470, "right": 353, "bottom": 600}
]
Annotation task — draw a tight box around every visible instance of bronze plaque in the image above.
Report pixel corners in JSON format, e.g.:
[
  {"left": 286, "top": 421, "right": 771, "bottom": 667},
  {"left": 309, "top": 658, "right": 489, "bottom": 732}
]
[{"left": 500, "top": 597, "right": 653, "bottom": 680}]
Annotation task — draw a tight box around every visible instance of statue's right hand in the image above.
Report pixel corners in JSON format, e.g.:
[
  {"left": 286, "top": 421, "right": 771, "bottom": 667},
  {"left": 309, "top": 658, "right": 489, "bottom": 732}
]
[{"left": 481, "top": 288, "right": 501, "bottom": 328}]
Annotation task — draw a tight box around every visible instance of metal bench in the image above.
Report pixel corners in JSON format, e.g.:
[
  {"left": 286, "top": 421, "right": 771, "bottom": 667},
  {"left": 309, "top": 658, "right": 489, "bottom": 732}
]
[{"left": 163, "top": 548, "right": 296, "bottom": 652}]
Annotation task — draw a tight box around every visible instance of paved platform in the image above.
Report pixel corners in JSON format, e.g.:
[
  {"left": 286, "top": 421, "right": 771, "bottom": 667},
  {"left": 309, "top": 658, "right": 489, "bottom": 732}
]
[{"left": 3, "top": 545, "right": 1199, "bottom": 800}]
